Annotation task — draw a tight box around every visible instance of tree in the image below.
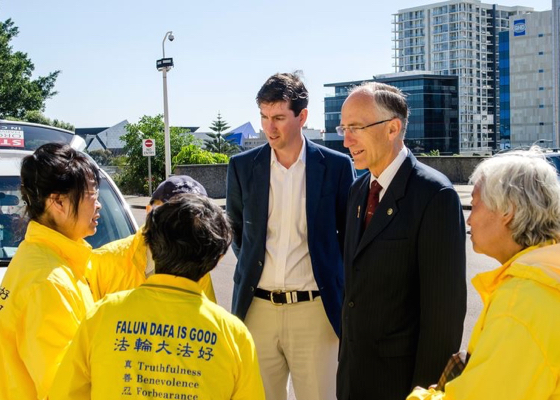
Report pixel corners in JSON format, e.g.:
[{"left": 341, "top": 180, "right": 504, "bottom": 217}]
[
  {"left": 116, "top": 115, "right": 200, "bottom": 195},
  {"left": 0, "top": 19, "right": 60, "bottom": 119},
  {"left": 6, "top": 110, "right": 74, "bottom": 131},
  {"left": 88, "top": 149, "right": 113, "bottom": 165},
  {"left": 204, "top": 112, "right": 239, "bottom": 155}
]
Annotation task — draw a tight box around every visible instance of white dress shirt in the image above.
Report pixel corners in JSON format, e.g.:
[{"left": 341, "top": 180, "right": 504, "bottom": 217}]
[
  {"left": 259, "top": 142, "right": 318, "bottom": 291},
  {"left": 370, "top": 146, "right": 408, "bottom": 200}
]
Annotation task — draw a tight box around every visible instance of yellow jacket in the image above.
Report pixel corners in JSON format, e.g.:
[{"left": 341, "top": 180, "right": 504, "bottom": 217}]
[
  {"left": 0, "top": 221, "right": 215, "bottom": 400},
  {"left": 50, "top": 274, "right": 264, "bottom": 400},
  {"left": 88, "top": 229, "right": 215, "bottom": 302},
  {"left": 408, "top": 243, "right": 560, "bottom": 400}
]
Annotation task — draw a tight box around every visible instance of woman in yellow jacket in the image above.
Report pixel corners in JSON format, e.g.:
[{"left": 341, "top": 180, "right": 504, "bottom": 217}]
[
  {"left": 408, "top": 149, "right": 560, "bottom": 400},
  {"left": 0, "top": 143, "right": 213, "bottom": 400}
]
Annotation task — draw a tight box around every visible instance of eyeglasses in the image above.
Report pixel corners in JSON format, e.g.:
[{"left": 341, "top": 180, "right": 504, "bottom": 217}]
[
  {"left": 336, "top": 118, "right": 396, "bottom": 137},
  {"left": 87, "top": 188, "right": 100, "bottom": 201}
]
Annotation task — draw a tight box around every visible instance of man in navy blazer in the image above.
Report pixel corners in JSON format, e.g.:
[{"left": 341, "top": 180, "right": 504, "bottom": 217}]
[
  {"left": 226, "top": 72, "right": 355, "bottom": 400},
  {"left": 336, "top": 82, "right": 466, "bottom": 400}
]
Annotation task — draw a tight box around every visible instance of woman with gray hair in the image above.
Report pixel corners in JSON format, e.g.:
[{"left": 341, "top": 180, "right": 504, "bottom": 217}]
[{"left": 408, "top": 148, "right": 560, "bottom": 400}]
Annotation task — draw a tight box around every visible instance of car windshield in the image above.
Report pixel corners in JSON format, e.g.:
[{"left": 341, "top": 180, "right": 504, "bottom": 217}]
[
  {"left": 0, "top": 122, "right": 76, "bottom": 151},
  {"left": 0, "top": 175, "right": 135, "bottom": 263}
]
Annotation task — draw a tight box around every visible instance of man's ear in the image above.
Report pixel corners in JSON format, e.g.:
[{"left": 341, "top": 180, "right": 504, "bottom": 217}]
[
  {"left": 298, "top": 108, "right": 308, "bottom": 128},
  {"left": 388, "top": 118, "right": 402, "bottom": 140}
]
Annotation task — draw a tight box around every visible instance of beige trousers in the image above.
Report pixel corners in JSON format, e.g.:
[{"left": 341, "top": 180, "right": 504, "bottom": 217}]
[{"left": 244, "top": 296, "right": 338, "bottom": 400}]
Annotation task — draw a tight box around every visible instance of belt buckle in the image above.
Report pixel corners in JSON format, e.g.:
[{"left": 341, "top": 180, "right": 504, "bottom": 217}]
[{"left": 270, "top": 289, "right": 284, "bottom": 306}]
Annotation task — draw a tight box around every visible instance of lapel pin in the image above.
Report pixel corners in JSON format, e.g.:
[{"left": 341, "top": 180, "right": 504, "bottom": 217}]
[
  {"left": 387, "top": 208, "right": 393, "bottom": 216},
  {"left": 357, "top": 205, "right": 361, "bottom": 218}
]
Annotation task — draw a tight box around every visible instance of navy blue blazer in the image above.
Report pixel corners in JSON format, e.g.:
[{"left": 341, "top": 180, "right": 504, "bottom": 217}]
[
  {"left": 226, "top": 138, "right": 355, "bottom": 336},
  {"left": 337, "top": 151, "right": 467, "bottom": 400}
]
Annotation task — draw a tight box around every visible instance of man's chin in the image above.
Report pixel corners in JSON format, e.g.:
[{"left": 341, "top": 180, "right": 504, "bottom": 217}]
[{"left": 267, "top": 138, "right": 281, "bottom": 148}]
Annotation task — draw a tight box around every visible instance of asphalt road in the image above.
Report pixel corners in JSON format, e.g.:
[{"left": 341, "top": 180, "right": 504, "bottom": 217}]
[{"left": 132, "top": 208, "right": 499, "bottom": 396}]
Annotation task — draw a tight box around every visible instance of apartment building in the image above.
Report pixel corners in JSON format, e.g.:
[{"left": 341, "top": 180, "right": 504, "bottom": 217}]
[{"left": 392, "top": 0, "right": 532, "bottom": 153}]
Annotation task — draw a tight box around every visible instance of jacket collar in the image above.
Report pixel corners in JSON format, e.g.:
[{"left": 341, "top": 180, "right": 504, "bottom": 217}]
[
  {"left": 472, "top": 240, "right": 556, "bottom": 304},
  {"left": 251, "top": 137, "right": 326, "bottom": 233},
  {"left": 353, "top": 150, "right": 415, "bottom": 257},
  {"left": 24, "top": 220, "right": 92, "bottom": 276},
  {"left": 141, "top": 274, "right": 207, "bottom": 299}
]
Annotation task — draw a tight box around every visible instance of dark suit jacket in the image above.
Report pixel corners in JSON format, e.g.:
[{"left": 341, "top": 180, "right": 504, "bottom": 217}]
[
  {"left": 337, "top": 151, "right": 467, "bottom": 400},
  {"left": 226, "top": 138, "right": 355, "bottom": 336}
]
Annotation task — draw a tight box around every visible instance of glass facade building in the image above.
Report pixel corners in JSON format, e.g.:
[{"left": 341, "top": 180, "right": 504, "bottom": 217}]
[{"left": 324, "top": 73, "right": 460, "bottom": 155}]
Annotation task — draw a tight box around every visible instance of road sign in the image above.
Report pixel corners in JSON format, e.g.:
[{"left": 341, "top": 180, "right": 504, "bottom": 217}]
[
  {"left": 156, "top": 58, "right": 174, "bottom": 71},
  {"left": 143, "top": 139, "right": 156, "bottom": 156}
]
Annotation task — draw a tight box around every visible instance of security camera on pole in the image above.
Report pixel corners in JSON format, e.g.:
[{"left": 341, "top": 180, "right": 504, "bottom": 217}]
[{"left": 156, "top": 31, "right": 175, "bottom": 178}]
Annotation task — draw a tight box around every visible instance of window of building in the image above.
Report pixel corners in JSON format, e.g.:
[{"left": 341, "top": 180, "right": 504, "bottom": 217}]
[
  {"left": 539, "top": 105, "right": 544, "bottom": 108},
  {"left": 539, "top": 33, "right": 544, "bottom": 37},
  {"left": 540, "top": 122, "right": 545, "bottom": 126},
  {"left": 539, "top": 87, "right": 544, "bottom": 91},
  {"left": 539, "top": 51, "right": 544, "bottom": 55},
  {"left": 539, "top": 69, "right": 544, "bottom": 73}
]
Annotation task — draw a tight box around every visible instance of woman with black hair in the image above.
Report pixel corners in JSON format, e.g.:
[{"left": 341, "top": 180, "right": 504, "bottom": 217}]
[{"left": 0, "top": 143, "right": 147, "bottom": 400}]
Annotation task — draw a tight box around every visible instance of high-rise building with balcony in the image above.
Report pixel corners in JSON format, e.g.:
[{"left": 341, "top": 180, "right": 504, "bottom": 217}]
[{"left": 392, "top": 0, "right": 532, "bottom": 153}]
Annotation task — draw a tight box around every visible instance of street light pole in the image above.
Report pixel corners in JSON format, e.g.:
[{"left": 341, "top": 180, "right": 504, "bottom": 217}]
[
  {"left": 157, "top": 31, "right": 174, "bottom": 178},
  {"left": 162, "top": 67, "right": 171, "bottom": 178}
]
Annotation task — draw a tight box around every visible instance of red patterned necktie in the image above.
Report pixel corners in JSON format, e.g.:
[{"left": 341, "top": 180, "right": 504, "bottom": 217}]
[{"left": 365, "top": 180, "right": 383, "bottom": 227}]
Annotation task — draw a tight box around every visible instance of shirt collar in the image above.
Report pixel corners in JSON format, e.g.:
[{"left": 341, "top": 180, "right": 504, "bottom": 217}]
[
  {"left": 24, "top": 220, "right": 93, "bottom": 276},
  {"left": 141, "top": 274, "right": 207, "bottom": 299},
  {"left": 270, "top": 137, "right": 307, "bottom": 167},
  {"left": 370, "top": 146, "right": 408, "bottom": 189}
]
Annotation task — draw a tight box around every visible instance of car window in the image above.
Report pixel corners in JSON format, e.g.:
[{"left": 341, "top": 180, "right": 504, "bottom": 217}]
[
  {"left": 545, "top": 155, "right": 560, "bottom": 175},
  {"left": 0, "top": 122, "right": 75, "bottom": 151},
  {"left": 0, "top": 175, "right": 136, "bottom": 263},
  {"left": 0, "top": 176, "right": 26, "bottom": 260},
  {"left": 86, "top": 178, "right": 136, "bottom": 248}
]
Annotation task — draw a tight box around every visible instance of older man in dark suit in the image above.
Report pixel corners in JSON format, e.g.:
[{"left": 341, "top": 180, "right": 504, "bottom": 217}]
[
  {"left": 226, "top": 72, "right": 355, "bottom": 400},
  {"left": 336, "top": 82, "right": 466, "bottom": 400}
]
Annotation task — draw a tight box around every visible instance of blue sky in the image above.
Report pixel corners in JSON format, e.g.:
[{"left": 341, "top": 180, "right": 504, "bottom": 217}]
[{"left": 2, "top": 0, "right": 553, "bottom": 132}]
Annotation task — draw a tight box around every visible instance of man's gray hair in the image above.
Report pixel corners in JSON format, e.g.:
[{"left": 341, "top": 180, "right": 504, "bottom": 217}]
[
  {"left": 349, "top": 82, "right": 410, "bottom": 139},
  {"left": 469, "top": 148, "right": 560, "bottom": 247}
]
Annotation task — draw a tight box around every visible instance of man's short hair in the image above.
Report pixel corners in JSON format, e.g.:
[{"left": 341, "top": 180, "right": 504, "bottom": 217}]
[
  {"left": 256, "top": 72, "right": 308, "bottom": 116},
  {"left": 150, "top": 175, "right": 207, "bottom": 205},
  {"left": 143, "top": 193, "right": 232, "bottom": 282},
  {"left": 349, "top": 82, "right": 410, "bottom": 139},
  {"left": 469, "top": 148, "right": 560, "bottom": 247}
]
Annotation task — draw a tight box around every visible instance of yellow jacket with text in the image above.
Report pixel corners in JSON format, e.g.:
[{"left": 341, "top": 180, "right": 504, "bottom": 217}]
[
  {"left": 49, "top": 274, "right": 264, "bottom": 400},
  {"left": 0, "top": 221, "right": 215, "bottom": 400},
  {"left": 407, "top": 243, "right": 560, "bottom": 400}
]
